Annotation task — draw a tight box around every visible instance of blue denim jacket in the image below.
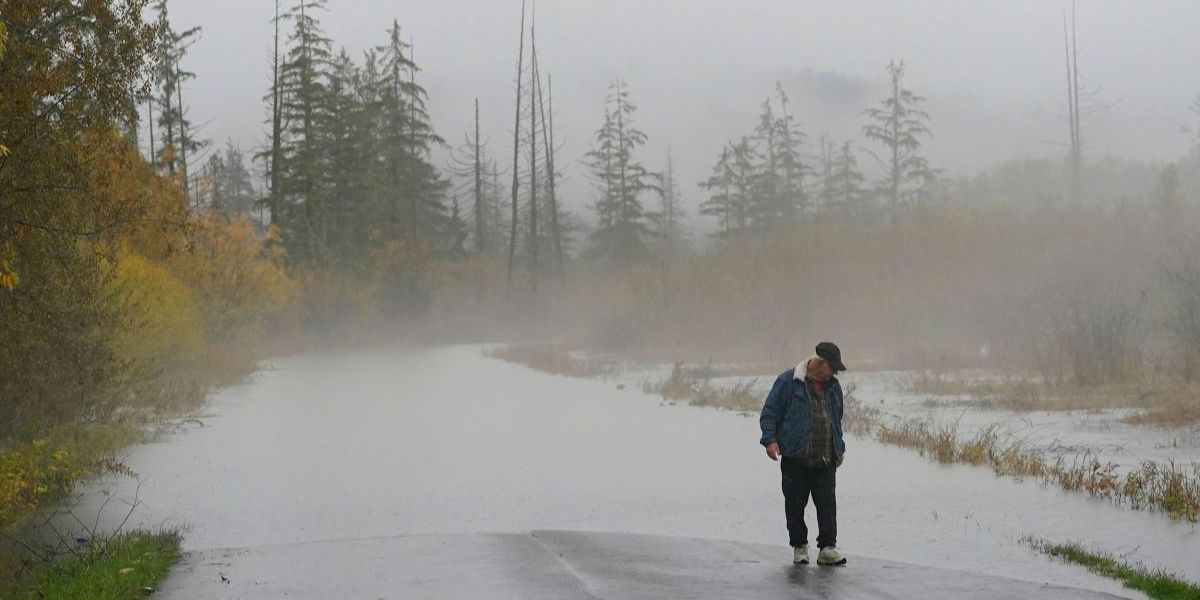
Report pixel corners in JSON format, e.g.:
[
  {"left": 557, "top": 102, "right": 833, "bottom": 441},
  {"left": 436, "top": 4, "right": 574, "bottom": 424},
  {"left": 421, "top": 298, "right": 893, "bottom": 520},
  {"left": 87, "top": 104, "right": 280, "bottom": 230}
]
[{"left": 758, "top": 368, "right": 846, "bottom": 460}]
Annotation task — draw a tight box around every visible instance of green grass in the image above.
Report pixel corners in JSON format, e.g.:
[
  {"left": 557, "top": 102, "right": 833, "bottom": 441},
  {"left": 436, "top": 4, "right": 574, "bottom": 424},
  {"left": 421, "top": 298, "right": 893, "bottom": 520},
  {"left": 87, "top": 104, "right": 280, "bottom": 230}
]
[
  {"left": 5, "top": 530, "right": 182, "bottom": 600},
  {"left": 1025, "top": 538, "right": 1200, "bottom": 600}
]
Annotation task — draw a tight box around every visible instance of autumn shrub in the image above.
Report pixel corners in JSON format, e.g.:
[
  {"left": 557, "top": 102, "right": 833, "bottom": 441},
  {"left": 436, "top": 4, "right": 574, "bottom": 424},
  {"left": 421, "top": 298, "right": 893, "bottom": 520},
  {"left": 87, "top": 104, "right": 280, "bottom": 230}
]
[
  {"left": 0, "top": 440, "right": 81, "bottom": 534},
  {"left": 170, "top": 213, "right": 298, "bottom": 365}
]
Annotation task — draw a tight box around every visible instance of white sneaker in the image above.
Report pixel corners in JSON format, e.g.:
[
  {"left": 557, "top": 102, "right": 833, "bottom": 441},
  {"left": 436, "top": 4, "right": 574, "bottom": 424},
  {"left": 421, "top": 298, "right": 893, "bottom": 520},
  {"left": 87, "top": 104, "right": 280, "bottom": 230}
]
[
  {"left": 792, "top": 544, "right": 809, "bottom": 564},
  {"left": 817, "top": 546, "right": 847, "bottom": 565}
]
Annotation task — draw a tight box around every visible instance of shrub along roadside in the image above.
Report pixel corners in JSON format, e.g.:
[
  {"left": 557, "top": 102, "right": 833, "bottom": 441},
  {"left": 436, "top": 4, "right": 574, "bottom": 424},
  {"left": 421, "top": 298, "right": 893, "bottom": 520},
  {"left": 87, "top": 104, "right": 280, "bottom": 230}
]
[
  {"left": 0, "top": 427, "right": 141, "bottom": 536},
  {"left": 4, "top": 530, "right": 182, "bottom": 600}
]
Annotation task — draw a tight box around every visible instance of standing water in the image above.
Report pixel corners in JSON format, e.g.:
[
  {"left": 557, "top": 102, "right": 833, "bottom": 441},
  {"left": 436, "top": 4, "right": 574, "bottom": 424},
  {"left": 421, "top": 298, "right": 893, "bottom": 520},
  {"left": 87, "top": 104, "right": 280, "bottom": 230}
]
[{"left": 72, "top": 344, "right": 1197, "bottom": 598}]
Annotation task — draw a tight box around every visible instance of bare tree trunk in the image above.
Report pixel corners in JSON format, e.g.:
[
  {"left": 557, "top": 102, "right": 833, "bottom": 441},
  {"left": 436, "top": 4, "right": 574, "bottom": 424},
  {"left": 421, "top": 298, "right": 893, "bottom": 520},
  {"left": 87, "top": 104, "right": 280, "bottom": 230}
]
[
  {"left": 505, "top": 0, "right": 526, "bottom": 291},
  {"left": 147, "top": 93, "right": 156, "bottom": 167},
  {"left": 538, "top": 74, "right": 565, "bottom": 279},
  {"left": 528, "top": 7, "right": 539, "bottom": 291},
  {"left": 409, "top": 36, "right": 419, "bottom": 240},
  {"left": 269, "top": 0, "right": 283, "bottom": 224},
  {"left": 1064, "top": 5, "right": 1082, "bottom": 203},
  {"left": 473, "top": 98, "right": 484, "bottom": 253},
  {"left": 175, "top": 58, "right": 191, "bottom": 206}
]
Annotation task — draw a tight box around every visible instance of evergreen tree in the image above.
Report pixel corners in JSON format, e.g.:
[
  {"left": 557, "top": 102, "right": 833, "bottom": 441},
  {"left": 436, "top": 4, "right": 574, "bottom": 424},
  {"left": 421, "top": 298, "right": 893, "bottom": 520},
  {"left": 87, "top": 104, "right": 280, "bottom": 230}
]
[
  {"left": 583, "top": 80, "right": 657, "bottom": 262},
  {"left": 861, "top": 60, "right": 938, "bottom": 211},
  {"left": 320, "top": 48, "right": 374, "bottom": 263},
  {"left": 151, "top": 0, "right": 204, "bottom": 199},
  {"left": 259, "top": 0, "right": 285, "bottom": 225},
  {"left": 814, "top": 136, "right": 836, "bottom": 208},
  {"left": 772, "top": 83, "right": 810, "bottom": 217},
  {"left": 375, "top": 21, "right": 447, "bottom": 244},
  {"left": 652, "top": 148, "right": 688, "bottom": 259},
  {"left": 749, "top": 97, "right": 783, "bottom": 229},
  {"left": 700, "top": 138, "right": 755, "bottom": 239},
  {"left": 201, "top": 140, "right": 257, "bottom": 215},
  {"left": 829, "top": 140, "right": 867, "bottom": 214},
  {"left": 277, "top": 0, "right": 334, "bottom": 263},
  {"left": 700, "top": 146, "right": 735, "bottom": 238},
  {"left": 446, "top": 198, "right": 469, "bottom": 260}
]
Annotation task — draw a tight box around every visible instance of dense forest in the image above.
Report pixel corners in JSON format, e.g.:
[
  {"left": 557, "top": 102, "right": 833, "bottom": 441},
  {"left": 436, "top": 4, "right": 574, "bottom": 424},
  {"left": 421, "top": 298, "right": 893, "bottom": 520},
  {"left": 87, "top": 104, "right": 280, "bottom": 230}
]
[{"left": 2, "top": 0, "right": 1200, "bottom": 572}]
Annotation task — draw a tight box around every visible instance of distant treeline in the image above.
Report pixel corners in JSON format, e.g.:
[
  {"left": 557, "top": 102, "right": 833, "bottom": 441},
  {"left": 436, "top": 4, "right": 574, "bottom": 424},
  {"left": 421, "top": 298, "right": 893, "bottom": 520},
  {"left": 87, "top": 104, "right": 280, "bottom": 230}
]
[{"left": 4, "top": 0, "right": 1200, "bottom": 450}]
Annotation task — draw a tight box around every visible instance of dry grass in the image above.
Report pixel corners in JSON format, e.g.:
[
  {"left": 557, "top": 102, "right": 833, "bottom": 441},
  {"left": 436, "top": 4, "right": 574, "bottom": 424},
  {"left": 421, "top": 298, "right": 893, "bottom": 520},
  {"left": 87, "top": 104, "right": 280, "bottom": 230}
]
[
  {"left": 875, "top": 420, "right": 996, "bottom": 466},
  {"left": 643, "top": 362, "right": 762, "bottom": 413},
  {"left": 906, "top": 372, "right": 1177, "bottom": 414},
  {"left": 871, "top": 417, "right": 1200, "bottom": 522},
  {"left": 841, "top": 384, "right": 882, "bottom": 437},
  {"left": 643, "top": 362, "right": 883, "bottom": 424},
  {"left": 485, "top": 343, "right": 613, "bottom": 378},
  {"left": 1125, "top": 384, "right": 1200, "bottom": 428}
]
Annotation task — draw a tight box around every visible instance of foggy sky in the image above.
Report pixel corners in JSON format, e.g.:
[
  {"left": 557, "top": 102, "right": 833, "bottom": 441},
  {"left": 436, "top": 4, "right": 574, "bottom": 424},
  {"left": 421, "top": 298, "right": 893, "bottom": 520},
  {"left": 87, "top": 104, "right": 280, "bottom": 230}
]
[{"left": 167, "top": 0, "right": 1200, "bottom": 231}]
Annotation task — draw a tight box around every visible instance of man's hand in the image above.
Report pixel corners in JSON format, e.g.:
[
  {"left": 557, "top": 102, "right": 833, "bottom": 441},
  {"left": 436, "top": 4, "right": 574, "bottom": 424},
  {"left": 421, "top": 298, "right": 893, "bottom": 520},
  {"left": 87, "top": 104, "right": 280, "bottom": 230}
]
[{"left": 765, "top": 442, "right": 780, "bottom": 461}]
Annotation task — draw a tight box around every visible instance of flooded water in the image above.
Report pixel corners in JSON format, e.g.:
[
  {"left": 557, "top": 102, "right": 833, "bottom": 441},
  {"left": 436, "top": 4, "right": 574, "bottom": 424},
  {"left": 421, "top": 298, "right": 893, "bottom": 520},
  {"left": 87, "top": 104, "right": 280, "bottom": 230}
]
[
  {"left": 847, "top": 371, "right": 1200, "bottom": 470},
  {"left": 73, "top": 345, "right": 1199, "bottom": 598}
]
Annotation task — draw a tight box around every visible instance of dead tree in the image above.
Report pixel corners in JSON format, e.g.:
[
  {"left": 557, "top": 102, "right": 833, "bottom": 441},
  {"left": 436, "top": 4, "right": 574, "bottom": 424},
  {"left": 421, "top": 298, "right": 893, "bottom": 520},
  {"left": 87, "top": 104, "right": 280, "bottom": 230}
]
[
  {"left": 537, "top": 73, "right": 565, "bottom": 279},
  {"left": 528, "top": 5, "right": 539, "bottom": 289},
  {"left": 506, "top": 0, "right": 527, "bottom": 290}
]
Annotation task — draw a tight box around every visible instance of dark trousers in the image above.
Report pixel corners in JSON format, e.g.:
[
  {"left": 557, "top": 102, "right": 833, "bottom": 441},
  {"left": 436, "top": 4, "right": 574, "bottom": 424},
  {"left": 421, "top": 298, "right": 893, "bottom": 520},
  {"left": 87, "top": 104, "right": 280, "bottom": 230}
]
[{"left": 780, "top": 457, "right": 837, "bottom": 549}]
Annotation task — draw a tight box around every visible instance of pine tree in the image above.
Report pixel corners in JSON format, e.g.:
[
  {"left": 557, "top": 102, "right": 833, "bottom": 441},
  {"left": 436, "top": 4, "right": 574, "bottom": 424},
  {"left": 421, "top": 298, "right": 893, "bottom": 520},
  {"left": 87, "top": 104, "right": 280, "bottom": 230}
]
[
  {"left": 772, "top": 83, "right": 810, "bottom": 217},
  {"left": 652, "top": 148, "right": 688, "bottom": 259},
  {"left": 277, "top": 0, "right": 334, "bottom": 263},
  {"left": 321, "top": 48, "right": 374, "bottom": 262},
  {"left": 700, "top": 138, "right": 755, "bottom": 239},
  {"left": 202, "top": 141, "right": 257, "bottom": 215},
  {"left": 150, "top": 0, "right": 204, "bottom": 200},
  {"left": 861, "top": 60, "right": 938, "bottom": 211},
  {"left": 700, "top": 146, "right": 735, "bottom": 238},
  {"left": 829, "top": 140, "right": 867, "bottom": 214},
  {"left": 259, "top": 0, "right": 285, "bottom": 225},
  {"left": 446, "top": 198, "right": 469, "bottom": 260},
  {"left": 749, "top": 97, "right": 782, "bottom": 229},
  {"left": 376, "top": 20, "right": 446, "bottom": 245},
  {"left": 814, "top": 135, "right": 836, "bottom": 208},
  {"left": 583, "top": 80, "right": 657, "bottom": 262}
]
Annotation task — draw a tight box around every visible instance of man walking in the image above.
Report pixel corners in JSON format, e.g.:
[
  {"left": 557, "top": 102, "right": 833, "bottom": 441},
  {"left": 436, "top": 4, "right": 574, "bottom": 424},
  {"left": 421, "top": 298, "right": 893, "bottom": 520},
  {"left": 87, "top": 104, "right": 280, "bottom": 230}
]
[{"left": 759, "top": 342, "right": 848, "bottom": 566}]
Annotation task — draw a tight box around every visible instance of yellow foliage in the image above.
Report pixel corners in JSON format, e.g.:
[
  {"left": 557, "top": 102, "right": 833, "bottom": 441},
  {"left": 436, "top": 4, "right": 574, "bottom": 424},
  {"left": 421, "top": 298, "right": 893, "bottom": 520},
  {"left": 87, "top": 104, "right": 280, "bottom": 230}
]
[
  {"left": 0, "top": 19, "right": 6, "bottom": 157},
  {"left": 0, "top": 239, "right": 17, "bottom": 290},
  {"left": 110, "top": 248, "right": 206, "bottom": 369},
  {"left": 169, "top": 213, "right": 297, "bottom": 356},
  {"left": 0, "top": 439, "right": 84, "bottom": 532}
]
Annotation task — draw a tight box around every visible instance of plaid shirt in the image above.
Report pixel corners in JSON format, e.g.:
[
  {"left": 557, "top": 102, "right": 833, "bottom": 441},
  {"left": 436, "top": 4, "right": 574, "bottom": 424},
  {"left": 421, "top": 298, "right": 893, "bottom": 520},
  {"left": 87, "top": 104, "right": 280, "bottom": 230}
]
[{"left": 798, "top": 379, "right": 835, "bottom": 467}]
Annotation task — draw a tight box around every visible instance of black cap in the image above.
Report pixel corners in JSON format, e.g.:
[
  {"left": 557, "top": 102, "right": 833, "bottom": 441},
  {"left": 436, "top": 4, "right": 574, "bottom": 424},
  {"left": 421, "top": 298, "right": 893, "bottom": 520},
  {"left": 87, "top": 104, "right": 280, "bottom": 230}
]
[{"left": 815, "top": 342, "right": 846, "bottom": 373}]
